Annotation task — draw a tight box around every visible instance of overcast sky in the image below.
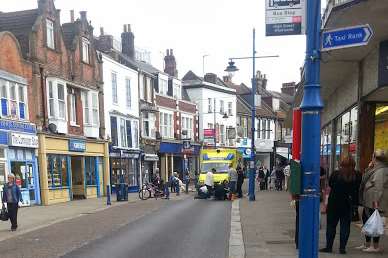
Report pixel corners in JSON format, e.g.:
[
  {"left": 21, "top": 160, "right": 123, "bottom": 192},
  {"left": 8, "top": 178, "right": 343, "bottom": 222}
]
[{"left": 1, "top": 0, "right": 320, "bottom": 92}]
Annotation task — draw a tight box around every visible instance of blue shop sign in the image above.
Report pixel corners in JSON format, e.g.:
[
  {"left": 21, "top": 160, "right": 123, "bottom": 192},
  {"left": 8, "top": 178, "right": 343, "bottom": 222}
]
[
  {"left": 0, "top": 119, "right": 36, "bottom": 133},
  {"left": 238, "top": 147, "right": 252, "bottom": 159},
  {"left": 160, "top": 142, "right": 200, "bottom": 155},
  {"left": 69, "top": 139, "right": 86, "bottom": 152}
]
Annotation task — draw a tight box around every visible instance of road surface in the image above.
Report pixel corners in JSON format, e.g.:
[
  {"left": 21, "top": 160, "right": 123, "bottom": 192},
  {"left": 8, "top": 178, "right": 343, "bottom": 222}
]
[{"left": 63, "top": 198, "right": 231, "bottom": 258}]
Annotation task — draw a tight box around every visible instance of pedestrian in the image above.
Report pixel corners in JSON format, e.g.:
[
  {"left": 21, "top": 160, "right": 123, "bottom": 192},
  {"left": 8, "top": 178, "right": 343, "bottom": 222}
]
[
  {"left": 263, "top": 166, "right": 269, "bottom": 190},
  {"left": 204, "top": 168, "right": 215, "bottom": 198},
  {"left": 169, "top": 173, "right": 175, "bottom": 193},
  {"left": 356, "top": 149, "right": 388, "bottom": 253},
  {"left": 275, "top": 167, "right": 284, "bottom": 191},
  {"left": 2, "top": 173, "right": 22, "bottom": 231},
  {"left": 236, "top": 166, "right": 244, "bottom": 198},
  {"left": 184, "top": 170, "right": 190, "bottom": 194},
  {"left": 269, "top": 168, "right": 276, "bottom": 191},
  {"left": 228, "top": 163, "right": 238, "bottom": 200},
  {"left": 320, "top": 156, "right": 358, "bottom": 254},
  {"left": 283, "top": 163, "right": 291, "bottom": 191},
  {"left": 258, "top": 167, "right": 266, "bottom": 190},
  {"left": 162, "top": 179, "right": 170, "bottom": 199},
  {"left": 173, "top": 172, "right": 180, "bottom": 196}
]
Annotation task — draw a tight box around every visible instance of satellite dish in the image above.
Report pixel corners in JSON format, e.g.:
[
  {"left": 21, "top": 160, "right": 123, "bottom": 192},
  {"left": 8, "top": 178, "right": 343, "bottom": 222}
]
[{"left": 48, "top": 123, "right": 57, "bottom": 133}]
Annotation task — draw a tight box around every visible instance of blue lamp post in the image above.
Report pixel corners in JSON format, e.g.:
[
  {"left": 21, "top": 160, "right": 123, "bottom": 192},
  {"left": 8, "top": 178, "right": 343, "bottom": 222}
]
[
  {"left": 299, "top": 0, "right": 323, "bottom": 257},
  {"left": 225, "top": 29, "right": 278, "bottom": 201}
]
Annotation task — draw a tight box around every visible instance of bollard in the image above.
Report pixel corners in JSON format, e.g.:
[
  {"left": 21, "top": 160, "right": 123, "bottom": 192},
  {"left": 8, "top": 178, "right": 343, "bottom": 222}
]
[{"left": 106, "top": 185, "right": 111, "bottom": 205}]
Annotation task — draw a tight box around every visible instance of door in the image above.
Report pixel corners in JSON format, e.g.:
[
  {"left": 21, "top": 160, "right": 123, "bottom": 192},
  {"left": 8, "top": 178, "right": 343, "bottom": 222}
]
[
  {"left": 71, "top": 156, "right": 85, "bottom": 199},
  {"left": 10, "top": 161, "right": 33, "bottom": 206}
]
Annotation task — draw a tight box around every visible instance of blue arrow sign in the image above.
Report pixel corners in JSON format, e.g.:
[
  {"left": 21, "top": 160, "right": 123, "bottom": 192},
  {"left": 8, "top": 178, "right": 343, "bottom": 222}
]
[{"left": 322, "top": 24, "right": 373, "bottom": 51}]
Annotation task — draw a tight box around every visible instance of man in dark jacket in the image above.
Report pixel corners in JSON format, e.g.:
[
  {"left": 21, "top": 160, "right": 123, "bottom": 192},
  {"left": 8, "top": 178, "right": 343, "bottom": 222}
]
[
  {"left": 236, "top": 166, "right": 245, "bottom": 198},
  {"left": 2, "top": 173, "right": 23, "bottom": 231}
]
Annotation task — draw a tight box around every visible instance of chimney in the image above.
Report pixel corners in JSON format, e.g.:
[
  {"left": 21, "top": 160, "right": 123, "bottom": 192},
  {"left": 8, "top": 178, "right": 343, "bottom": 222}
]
[
  {"left": 100, "top": 27, "right": 104, "bottom": 36},
  {"left": 121, "top": 24, "right": 135, "bottom": 59},
  {"left": 281, "top": 82, "right": 296, "bottom": 96},
  {"left": 223, "top": 75, "right": 231, "bottom": 83},
  {"left": 204, "top": 73, "right": 217, "bottom": 84},
  {"left": 80, "top": 11, "right": 87, "bottom": 22},
  {"left": 164, "top": 48, "right": 178, "bottom": 77},
  {"left": 70, "top": 10, "right": 74, "bottom": 22},
  {"left": 38, "top": 0, "right": 47, "bottom": 12}
]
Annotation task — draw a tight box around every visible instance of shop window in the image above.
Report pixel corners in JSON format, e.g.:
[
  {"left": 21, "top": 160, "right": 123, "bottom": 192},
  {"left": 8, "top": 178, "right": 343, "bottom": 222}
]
[
  {"left": 0, "top": 162, "right": 5, "bottom": 186},
  {"left": 47, "top": 155, "right": 68, "bottom": 188},
  {"left": 85, "top": 157, "right": 96, "bottom": 185},
  {"left": 374, "top": 104, "right": 388, "bottom": 151}
]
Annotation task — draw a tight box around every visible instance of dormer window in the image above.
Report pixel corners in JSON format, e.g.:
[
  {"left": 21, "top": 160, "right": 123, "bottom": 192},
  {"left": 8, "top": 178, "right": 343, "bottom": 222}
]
[
  {"left": 46, "top": 19, "right": 55, "bottom": 49},
  {"left": 159, "top": 79, "right": 168, "bottom": 95},
  {"left": 82, "top": 38, "right": 90, "bottom": 63}
]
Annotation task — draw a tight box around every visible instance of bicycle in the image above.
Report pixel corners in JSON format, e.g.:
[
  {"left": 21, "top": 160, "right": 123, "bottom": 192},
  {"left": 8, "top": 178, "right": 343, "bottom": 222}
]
[{"left": 138, "top": 182, "right": 165, "bottom": 200}]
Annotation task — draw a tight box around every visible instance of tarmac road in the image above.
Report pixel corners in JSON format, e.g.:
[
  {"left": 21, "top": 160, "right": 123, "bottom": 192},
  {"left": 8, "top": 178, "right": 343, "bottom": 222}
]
[{"left": 63, "top": 198, "right": 231, "bottom": 258}]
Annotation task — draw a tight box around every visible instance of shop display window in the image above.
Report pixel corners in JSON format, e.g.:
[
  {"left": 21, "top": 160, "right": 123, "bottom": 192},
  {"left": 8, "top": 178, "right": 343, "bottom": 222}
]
[
  {"left": 334, "top": 106, "right": 358, "bottom": 170},
  {"left": 47, "top": 155, "right": 68, "bottom": 188},
  {"left": 374, "top": 104, "right": 388, "bottom": 150},
  {"left": 85, "top": 157, "right": 96, "bottom": 185}
]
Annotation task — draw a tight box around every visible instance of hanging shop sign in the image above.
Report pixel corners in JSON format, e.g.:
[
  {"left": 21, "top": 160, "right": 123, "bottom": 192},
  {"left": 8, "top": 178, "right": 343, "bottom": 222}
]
[
  {"left": 204, "top": 129, "right": 215, "bottom": 138},
  {"left": 69, "top": 139, "right": 86, "bottom": 152},
  {"left": 9, "top": 132, "right": 38, "bottom": 148},
  {"left": 265, "top": 0, "right": 306, "bottom": 36}
]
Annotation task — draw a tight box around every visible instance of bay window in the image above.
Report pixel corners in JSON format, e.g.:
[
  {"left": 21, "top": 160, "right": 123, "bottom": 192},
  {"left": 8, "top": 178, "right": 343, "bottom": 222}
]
[
  {"left": 69, "top": 92, "right": 77, "bottom": 125},
  {"left": 181, "top": 115, "right": 193, "bottom": 139},
  {"left": 47, "top": 79, "right": 67, "bottom": 120},
  {"left": 159, "top": 79, "right": 168, "bottom": 95},
  {"left": 0, "top": 79, "right": 27, "bottom": 120},
  {"left": 82, "top": 90, "right": 99, "bottom": 127},
  {"left": 160, "top": 111, "right": 173, "bottom": 138}
]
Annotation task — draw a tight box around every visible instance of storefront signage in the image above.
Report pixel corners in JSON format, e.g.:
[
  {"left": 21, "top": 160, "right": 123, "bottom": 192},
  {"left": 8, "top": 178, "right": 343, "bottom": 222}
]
[
  {"left": 69, "top": 139, "right": 86, "bottom": 152},
  {"left": 183, "top": 140, "right": 192, "bottom": 149},
  {"left": 0, "top": 119, "right": 36, "bottom": 134},
  {"left": 204, "top": 129, "right": 215, "bottom": 138},
  {"left": 265, "top": 0, "right": 306, "bottom": 36},
  {"left": 9, "top": 132, "right": 38, "bottom": 148}
]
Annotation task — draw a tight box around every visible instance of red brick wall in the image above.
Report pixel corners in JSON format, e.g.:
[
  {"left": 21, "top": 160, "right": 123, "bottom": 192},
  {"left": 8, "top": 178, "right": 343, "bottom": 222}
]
[
  {"left": 156, "top": 95, "right": 176, "bottom": 109},
  {"left": 0, "top": 32, "right": 34, "bottom": 120},
  {"left": 178, "top": 101, "right": 196, "bottom": 113}
]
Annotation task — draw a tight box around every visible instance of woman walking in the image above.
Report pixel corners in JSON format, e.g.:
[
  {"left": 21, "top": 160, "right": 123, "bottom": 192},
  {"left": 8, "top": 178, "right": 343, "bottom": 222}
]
[
  {"left": 2, "top": 173, "right": 23, "bottom": 231},
  {"left": 357, "top": 149, "right": 388, "bottom": 253},
  {"left": 320, "top": 156, "right": 357, "bottom": 254}
]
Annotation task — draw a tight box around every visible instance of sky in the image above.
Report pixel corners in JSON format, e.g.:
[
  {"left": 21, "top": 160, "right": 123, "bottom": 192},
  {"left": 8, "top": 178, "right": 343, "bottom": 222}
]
[{"left": 1, "top": 0, "right": 315, "bottom": 92}]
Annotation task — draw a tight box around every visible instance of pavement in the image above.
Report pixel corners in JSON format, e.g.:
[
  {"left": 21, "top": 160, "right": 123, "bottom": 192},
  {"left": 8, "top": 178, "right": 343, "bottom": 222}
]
[
  {"left": 240, "top": 190, "right": 388, "bottom": 258},
  {"left": 0, "top": 192, "right": 185, "bottom": 242}
]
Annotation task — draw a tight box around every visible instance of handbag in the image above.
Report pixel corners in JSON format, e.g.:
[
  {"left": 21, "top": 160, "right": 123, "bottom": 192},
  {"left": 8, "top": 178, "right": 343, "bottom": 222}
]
[{"left": 0, "top": 203, "right": 8, "bottom": 221}]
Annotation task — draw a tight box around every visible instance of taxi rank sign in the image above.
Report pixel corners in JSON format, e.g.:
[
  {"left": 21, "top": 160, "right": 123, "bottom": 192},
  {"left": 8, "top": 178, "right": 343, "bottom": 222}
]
[{"left": 265, "top": 0, "right": 306, "bottom": 36}]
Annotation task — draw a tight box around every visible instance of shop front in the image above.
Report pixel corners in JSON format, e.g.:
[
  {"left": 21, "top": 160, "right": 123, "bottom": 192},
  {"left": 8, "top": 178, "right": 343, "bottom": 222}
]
[
  {"left": 38, "top": 134, "right": 109, "bottom": 205},
  {"left": 140, "top": 140, "right": 159, "bottom": 183},
  {"left": 159, "top": 141, "right": 200, "bottom": 181},
  {"left": 0, "top": 119, "right": 40, "bottom": 206},
  {"left": 110, "top": 147, "right": 141, "bottom": 193}
]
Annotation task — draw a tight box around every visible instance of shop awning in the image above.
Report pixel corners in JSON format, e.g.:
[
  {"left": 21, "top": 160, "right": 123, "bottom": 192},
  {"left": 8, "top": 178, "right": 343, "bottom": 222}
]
[{"left": 144, "top": 154, "right": 159, "bottom": 161}]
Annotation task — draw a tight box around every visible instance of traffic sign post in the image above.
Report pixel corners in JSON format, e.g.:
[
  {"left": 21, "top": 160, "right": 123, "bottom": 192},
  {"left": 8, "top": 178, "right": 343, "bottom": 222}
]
[{"left": 322, "top": 24, "right": 373, "bottom": 51}]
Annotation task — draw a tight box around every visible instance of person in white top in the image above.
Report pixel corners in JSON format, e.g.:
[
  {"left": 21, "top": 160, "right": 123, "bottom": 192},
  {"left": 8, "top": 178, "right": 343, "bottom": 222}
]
[
  {"left": 283, "top": 164, "right": 291, "bottom": 191},
  {"left": 204, "top": 168, "right": 215, "bottom": 198}
]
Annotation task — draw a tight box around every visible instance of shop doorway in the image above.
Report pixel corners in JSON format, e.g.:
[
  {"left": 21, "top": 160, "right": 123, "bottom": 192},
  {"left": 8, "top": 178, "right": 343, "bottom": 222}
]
[
  {"left": 71, "top": 156, "right": 85, "bottom": 199},
  {"left": 10, "top": 161, "right": 36, "bottom": 205}
]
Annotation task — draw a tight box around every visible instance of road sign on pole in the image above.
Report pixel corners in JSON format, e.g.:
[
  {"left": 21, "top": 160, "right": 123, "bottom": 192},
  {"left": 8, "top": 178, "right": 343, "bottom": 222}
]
[
  {"left": 265, "top": 0, "right": 306, "bottom": 36},
  {"left": 321, "top": 24, "right": 373, "bottom": 51}
]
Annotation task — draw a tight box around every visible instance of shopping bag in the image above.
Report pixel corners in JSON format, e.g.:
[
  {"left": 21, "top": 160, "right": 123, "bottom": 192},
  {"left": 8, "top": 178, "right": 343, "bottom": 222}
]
[
  {"left": 0, "top": 204, "right": 8, "bottom": 221},
  {"left": 361, "top": 209, "right": 385, "bottom": 237}
]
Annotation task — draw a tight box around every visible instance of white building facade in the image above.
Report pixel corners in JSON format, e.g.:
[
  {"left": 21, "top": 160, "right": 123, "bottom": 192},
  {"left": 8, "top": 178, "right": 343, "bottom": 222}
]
[
  {"left": 102, "top": 54, "right": 141, "bottom": 192},
  {"left": 183, "top": 72, "right": 237, "bottom": 148}
]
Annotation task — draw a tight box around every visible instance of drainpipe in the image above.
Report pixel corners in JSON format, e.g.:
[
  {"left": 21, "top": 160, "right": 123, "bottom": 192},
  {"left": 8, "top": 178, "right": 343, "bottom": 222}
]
[{"left": 40, "top": 66, "right": 47, "bottom": 129}]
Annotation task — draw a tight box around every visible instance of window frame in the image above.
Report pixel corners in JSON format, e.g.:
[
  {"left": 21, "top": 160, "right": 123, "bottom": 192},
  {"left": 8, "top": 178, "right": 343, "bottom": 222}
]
[
  {"left": 159, "top": 79, "right": 168, "bottom": 95},
  {"left": 220, "top": 100, "right": 224, "bottom": 114},
  {"left": 69, "top": 91, "right": 77, "bottom": 125},
  {"left": 82, "top": 90, "right": 99, "bottom": 127},
  {"left": 111, "top": 72, "right": 118, "bottom": 104},
  {"left": 228, "top": 102, "right": 233, "bottom": 116},
  {"left": 0, "top": 79, "right": 28, "bottom": 120},
  {"left": 82, "top": 37, "right": 90, "bottom": 63},
  {"left": 125, "top": 78, "right": 131, "bottom": 108},
  {"left": 47, "top": 79, "right": 67, "bottom": 121},
  {"left": 208, "top": 98, "right": 212, "bottom": 113},
  {"left": 46, "top": 19, "right": 55, "bottom": 49},
  {"left": 159, "top": 111, "right": 173, "bottom": 138}
]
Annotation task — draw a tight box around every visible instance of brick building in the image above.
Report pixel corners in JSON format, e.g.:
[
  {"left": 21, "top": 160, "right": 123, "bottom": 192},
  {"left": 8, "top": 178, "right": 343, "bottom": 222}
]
[{"left": 0, "top": 0, "right": 109, "bottom": 205}]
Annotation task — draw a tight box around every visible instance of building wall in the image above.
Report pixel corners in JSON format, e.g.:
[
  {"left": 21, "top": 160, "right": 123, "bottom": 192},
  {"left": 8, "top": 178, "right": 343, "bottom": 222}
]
[{"left": 102, "top": 54, "right": 139, "bottom": 140}]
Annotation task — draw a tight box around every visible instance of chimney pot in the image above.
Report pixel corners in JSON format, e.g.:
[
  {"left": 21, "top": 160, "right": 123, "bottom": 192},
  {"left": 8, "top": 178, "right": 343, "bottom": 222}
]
[
  {"left": 123, "top": 24, "right": 127, "bottom": 33},
  {"left": 166, "top": 49, "right": 169, "bottom": 56},
  {"left": 100, "top": 27, "right": 104, "bottom": 36},
  {"left": 170, "top": 49, "right": 173, "bottom": 55},
  {"left": 127, "top": 24, "right": 131, "bottom": 32},
  {"left": 70, "top": 10, "right": 74, "bottom": 22},
  {"left": 80, "top": 11, "right": 87, "bottom": 21}
]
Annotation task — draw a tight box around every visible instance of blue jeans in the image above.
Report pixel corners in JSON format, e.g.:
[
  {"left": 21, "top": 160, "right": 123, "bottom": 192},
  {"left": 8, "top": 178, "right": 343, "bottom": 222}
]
[{"left": 229, "top": 181, "right": 236, "bottom": 194}]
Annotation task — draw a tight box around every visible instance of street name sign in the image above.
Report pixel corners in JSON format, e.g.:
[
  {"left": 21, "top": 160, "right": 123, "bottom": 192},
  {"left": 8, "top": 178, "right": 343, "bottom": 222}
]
[
  {"left": 265, "top": 0, "right": 306, "bottom": 36},
  {"left": 321, "top": 24, "right": 373, "bottom": 51}
]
